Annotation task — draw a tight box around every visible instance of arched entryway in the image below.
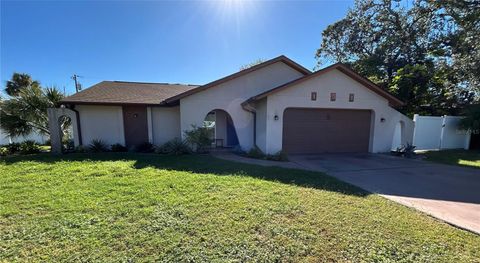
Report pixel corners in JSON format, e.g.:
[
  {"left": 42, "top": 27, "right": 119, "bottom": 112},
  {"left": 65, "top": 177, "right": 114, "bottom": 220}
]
[
  {"left": 204, "top": 109, "right": 239, "bottom": 148},
  {"left": 47, "top": 107, "right": 81, "bottom": 154},
  {"left": 58, "top": 115, "right": 74, "bottom": 152}
]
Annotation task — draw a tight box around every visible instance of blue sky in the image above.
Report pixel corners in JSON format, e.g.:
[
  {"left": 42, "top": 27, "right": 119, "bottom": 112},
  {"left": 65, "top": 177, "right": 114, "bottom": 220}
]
[{"left": 1, "top": 0, "right": 352, "bottom": 96}]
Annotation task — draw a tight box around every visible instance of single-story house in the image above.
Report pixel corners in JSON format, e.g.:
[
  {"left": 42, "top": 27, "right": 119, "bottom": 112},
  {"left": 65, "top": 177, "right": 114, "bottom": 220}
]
[{"left": 48, "top": 55, "right": 413, "bottom": 154}]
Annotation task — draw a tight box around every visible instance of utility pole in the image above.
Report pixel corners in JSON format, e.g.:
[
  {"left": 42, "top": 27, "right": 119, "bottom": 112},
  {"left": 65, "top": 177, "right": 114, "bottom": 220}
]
[{"left": 71, "top": 74, "right": 82, "bottom": 93}]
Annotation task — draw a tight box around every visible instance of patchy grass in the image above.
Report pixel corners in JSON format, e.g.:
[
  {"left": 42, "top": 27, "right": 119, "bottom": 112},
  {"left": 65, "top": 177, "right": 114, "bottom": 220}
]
[
  {"left": 1, "top": 153, "right": 479, "bottom": 262},
  {"left": 39, "top": 145, "right": 51, "bottom": 152},
  {"left": 422, "top": 150, "right": 480, "bottom": 169}
]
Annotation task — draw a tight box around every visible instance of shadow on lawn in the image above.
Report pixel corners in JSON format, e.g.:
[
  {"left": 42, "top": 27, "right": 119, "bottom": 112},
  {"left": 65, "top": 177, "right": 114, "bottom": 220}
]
[
  {"left": 423, "top": 150, "right": 480, "bottom": 169},
  {"left": 0, "top": 152, "right": 369, "bottom": 197}
]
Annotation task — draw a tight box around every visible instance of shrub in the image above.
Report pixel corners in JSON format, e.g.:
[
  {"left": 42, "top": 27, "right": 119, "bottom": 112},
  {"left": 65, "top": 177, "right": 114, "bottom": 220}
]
[
  {"left": 184, "top": 125, "right": 213, "bottom": 153},
  {"left": 5, "top": 143, "right": 21, "bottom": 154},
  {"left": 19, "top": 140, "right": 41, "bottom": 154},
  {"left": 156, "top": 138, "right": 191, "bottom": 155},
  {"left": 0, "top": 147, "right": 8, "bottom": 156},
  {"left": 245, "top": 147, "right": 288, "bottom": 162},
  {"left": 111, "top": 143, "right": 128, "bottom": 152},
  {"left": 266, "top": 150, "right": 289, "bottom": 162},
  {"left": 246, "top": 146, "right": 265, "bottom": 159},
  {"left": 75, "top": 145, "right": 88, "bottom": 153},
  {"left": 134, "top": 142, "right": 155, "bottom": 153},
  {"left": 394, "top": 142, "right": 416, "bottom": 158},
  {"left": 89, "top": 139, "right": 109, "bottom": 152},
  {"left": 63, "top": 139, "right": 74, "bottom": 151}
]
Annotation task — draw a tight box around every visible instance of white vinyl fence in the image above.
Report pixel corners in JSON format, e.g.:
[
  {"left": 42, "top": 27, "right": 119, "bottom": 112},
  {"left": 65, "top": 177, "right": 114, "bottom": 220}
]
[
  {"left": 0, "top": 127, "right": 48, "bottom": 145},
  {"left": 413, "top": 115, "right": 471, "bottom": 150}
]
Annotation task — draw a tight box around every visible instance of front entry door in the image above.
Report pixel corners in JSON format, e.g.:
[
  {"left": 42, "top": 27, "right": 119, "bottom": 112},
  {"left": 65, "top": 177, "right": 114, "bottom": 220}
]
[{"left": 123, "top": 106, "right": 148, "bottom": 149}]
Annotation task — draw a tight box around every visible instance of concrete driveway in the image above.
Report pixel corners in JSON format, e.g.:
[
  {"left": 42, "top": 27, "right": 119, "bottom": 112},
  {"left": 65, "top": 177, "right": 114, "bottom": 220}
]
[{"left": 288, "top": 153, "right": 480, "bottom": 234}]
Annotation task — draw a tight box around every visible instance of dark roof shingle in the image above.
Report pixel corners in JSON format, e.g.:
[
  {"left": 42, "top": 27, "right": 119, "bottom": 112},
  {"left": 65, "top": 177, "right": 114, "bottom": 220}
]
[{"left": 61, "top": 81, "right": 199, "bottom": 105}]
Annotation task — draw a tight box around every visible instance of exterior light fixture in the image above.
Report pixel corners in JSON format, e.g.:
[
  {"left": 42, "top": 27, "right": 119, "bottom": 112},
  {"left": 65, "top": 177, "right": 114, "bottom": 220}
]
[
  {"left": 380, "top": 117, "right": 386, "bottom": 122},
  {"left": 274, "top": 115, "right": 279, "bottom": 121}
]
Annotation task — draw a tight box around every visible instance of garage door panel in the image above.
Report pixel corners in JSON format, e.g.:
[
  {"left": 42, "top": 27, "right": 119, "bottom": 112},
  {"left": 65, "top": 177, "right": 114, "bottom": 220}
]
[{"left": 283, "top": 108, "right": 371, "bottom": 154}]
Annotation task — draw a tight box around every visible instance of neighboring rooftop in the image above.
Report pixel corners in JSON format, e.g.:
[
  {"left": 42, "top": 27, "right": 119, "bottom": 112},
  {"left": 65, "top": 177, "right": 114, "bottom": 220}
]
[{"left": 61, "top": 81, "right": 199, "bottom": 105}]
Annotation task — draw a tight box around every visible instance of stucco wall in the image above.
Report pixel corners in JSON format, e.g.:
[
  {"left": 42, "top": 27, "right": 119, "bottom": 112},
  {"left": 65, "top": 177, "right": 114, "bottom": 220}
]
[
  {"left": 151, "top": 106, "right": 181, "bottom": 145},
  {"left": 180, "top": 61, "right": 306, "bottom": 151},
  {"left": 265, "top": 69, "right": 414, "bottom": 154},
  {"left": 254, "top": 98, "right": 268, "bottom": 153},
  {"left": 76, "top": 105, "right": 125, "bottom": 146}
]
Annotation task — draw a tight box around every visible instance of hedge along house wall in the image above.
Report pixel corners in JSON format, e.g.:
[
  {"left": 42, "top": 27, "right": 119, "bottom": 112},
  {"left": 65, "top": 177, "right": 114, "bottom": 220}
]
[{"left": 413, "top": 115, "right": 471, "bottom": 150}]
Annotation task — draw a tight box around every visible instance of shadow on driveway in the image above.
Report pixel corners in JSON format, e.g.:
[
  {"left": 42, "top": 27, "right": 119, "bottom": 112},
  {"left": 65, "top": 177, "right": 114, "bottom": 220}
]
[{"left": 288, "top": 153, "right": 480, "bottom": 234}]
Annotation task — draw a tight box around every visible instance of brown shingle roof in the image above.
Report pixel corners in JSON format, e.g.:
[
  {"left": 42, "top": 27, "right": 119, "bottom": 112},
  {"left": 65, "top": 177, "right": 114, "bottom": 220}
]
[{"left": 61, "top": 81, "right": 199, "bottom": 105}]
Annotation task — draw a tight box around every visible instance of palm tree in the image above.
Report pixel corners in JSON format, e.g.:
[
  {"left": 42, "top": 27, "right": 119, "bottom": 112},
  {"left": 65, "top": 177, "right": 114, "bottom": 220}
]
[{"left": 0, "top": 73, "right": 66, "bottom": 137}]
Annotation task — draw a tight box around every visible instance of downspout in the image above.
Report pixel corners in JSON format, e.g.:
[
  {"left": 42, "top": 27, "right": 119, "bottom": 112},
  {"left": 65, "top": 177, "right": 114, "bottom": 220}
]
[
  {"left": 241, "top": 101, "right": 256, "bottom": 146},
  {"left": 68, "top": 105, "right": 83, "bottom": 145}
]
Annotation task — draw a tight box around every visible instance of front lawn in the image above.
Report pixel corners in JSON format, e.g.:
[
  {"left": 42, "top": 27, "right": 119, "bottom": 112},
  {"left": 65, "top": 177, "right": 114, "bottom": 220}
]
[
  {"left": 1, "top": 153, "right": 479, "bottom": 262},
  {"left": 422, "top": 150, "right": 480, "bottom": 169}
]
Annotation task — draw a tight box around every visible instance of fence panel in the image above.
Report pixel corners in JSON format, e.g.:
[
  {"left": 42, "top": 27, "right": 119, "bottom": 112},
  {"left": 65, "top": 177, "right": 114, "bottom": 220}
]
[
  {"left": 413, "top": 115, "right": 443, "bottom": 150},
  {"left": 413, "top": 115, "right": 470, "bottom": 150}
]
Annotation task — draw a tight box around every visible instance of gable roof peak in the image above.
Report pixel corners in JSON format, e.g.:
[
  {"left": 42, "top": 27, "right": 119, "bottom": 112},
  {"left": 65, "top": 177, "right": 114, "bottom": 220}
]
[
  {"left": 245, "top": 62, "right": 404, "bottom": 107},
  {"left": 164, "top": 55, "right": 311, "bottom": 104}
]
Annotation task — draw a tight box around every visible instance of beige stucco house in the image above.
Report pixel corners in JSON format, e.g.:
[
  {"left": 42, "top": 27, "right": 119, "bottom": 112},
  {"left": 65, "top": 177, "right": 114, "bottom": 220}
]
[{"left": 48, "top": 55, "right": 413, "bottom": 154}]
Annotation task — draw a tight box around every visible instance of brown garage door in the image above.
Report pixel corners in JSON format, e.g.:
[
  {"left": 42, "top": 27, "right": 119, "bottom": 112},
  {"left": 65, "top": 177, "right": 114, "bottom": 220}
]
[{"left": 283, "top": 108, "right": 372, "bottom": 154}]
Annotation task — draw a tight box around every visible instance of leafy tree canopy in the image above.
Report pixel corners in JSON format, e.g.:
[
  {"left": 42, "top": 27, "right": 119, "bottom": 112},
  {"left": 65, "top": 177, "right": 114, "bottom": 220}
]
[
  {"left": 316, "top": 0, "right": 479, "bottom": 116},
  {"left": 5, "top": 73, "right": 40, "bottom": 97},
  {"left": 239, "top": 59, "right": 266, "bottom": 71}
]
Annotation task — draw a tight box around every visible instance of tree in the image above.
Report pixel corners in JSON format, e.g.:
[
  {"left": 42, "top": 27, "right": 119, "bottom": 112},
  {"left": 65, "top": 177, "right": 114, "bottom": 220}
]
[
  {"left": 0, "top": 73, "right": 65, "bottom": 137},
  {"left": 5, "top": 73, "right": 40, "bottom": 96},
  {"left": 428, "top": 0, "right": 480, "bottom": 96},
  {"left": 460, "top": 104, "right": 480, "bottom": 135},
  {"left": 315, "top": 0, "right": 478, "bottom": 116},
  {"left": 239, "top": 58, "right": 266, "bottom": 71}
]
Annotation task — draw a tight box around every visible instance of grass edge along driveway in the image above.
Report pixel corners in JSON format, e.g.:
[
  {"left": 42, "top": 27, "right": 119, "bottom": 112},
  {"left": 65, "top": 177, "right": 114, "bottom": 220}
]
[
  {"left": 421, "top": 149, "right": 480, "bottom": 169},
  {"left": 1, "top": 153, "right": 479, "bottom": 262}
]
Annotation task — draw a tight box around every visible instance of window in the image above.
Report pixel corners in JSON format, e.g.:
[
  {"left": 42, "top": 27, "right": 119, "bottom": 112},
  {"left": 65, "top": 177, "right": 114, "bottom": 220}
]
[
  {"left": 330, "top": 92, "right": 336, "bottom": 101},
  {"left": 311, "top": 92, "right": 317, "bottom": 101},
  {"left": 349, "top": 93, "right": 355, "bottom": 102}
]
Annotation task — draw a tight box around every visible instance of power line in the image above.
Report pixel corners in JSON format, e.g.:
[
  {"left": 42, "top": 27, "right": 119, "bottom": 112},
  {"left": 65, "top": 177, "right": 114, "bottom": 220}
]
[{"left": 71, "top": 74, "right": 83, "bottom": 93}]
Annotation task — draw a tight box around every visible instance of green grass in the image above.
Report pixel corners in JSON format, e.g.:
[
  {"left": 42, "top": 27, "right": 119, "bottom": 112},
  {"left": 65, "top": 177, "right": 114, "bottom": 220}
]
[
  {"left": 422, "top": 150, "right": 480, "bottom": 169},
  {"left": 1, "top": 153, "right": 479, "bottom": 262}
]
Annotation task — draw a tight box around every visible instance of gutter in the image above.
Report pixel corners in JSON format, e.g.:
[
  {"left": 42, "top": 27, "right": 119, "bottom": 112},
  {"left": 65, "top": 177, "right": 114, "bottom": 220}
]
[{"left": 241, "top": 101, "right": 257, "bottom": 146}]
